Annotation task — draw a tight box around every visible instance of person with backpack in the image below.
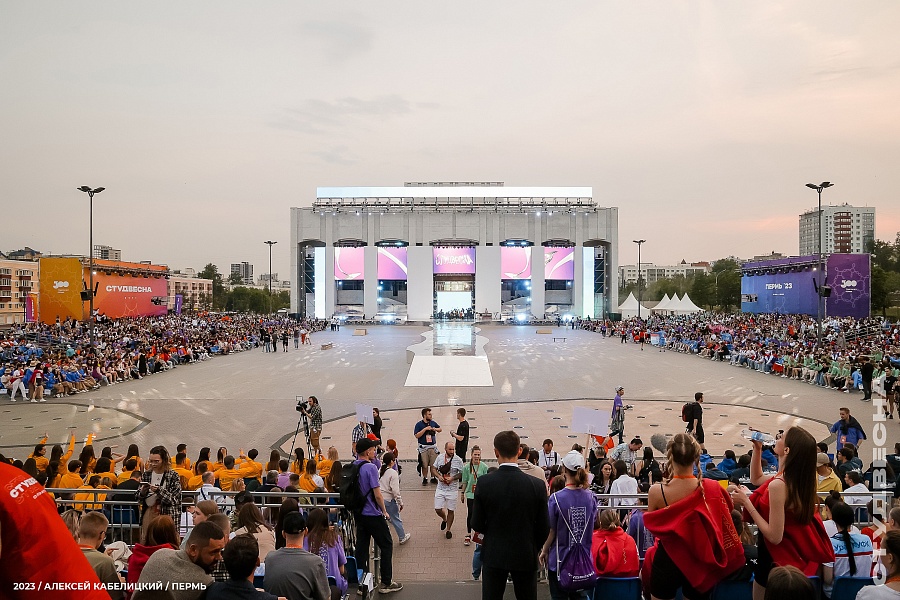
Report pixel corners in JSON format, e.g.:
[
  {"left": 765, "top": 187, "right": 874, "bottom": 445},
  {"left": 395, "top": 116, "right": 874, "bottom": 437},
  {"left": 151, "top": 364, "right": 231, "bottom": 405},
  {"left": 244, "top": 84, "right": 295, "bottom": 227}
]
[
  {"left": 345, "top": 437, "right": 403, "bottom": 595},
  {"left": 539, "top": 450, "right": 599, "bottom": 600},
  {"left": 683, "top": 392, "right": 705, "bottom": 452}
]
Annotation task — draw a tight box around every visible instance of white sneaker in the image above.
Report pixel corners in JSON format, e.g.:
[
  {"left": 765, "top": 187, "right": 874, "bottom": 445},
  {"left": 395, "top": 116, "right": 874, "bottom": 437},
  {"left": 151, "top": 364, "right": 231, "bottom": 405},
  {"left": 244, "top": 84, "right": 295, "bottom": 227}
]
[
  {"left": 399, "top": 533, "right": 411, "bottom": 544},
  {"left": 40, "top": 399, "right": 46, "bottom": 402}
]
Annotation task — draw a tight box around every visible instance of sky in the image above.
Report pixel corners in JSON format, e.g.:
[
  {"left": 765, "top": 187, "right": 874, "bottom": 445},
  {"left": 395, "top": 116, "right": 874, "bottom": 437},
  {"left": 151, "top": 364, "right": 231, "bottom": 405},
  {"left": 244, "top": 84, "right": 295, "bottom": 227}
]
[{"left": 2, "top": 2, "right": 899, "bottom": 279}]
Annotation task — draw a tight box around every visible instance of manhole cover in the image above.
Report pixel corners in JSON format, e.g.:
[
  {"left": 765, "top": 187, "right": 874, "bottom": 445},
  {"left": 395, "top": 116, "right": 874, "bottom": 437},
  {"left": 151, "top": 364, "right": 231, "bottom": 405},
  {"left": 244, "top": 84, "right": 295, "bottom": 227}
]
[
  {"left": 510, "top": 417, "right": 518, "bottom": 421},
  {"left": 546, "top": 409, "right": 555, "bottom": 413},
  {"left": 664, "top": 408, "right": 672, "bottom": 411},
  {"left": 514, "top": 426, "right": 523, "bottom": 429},
  {"left": 568, "top": 435, "right": 577, "bottom": 439},
  {"left": 637, "top": 416, "right": 645, "bottom": 419},
  {"left": 713, "top": 433, "right": 723, "bottom": 436},
  {"left": 649, "top": 424, "right": 658, "bottom": 427},
  {"left": 506, "top": 410, "right": 515, "bottom": 413},
  {"left": 738, "top": 423, "right": 747, "bottom": 426},
  {"left": 471, "top": 436, "right": 479, "bottom": 440}
]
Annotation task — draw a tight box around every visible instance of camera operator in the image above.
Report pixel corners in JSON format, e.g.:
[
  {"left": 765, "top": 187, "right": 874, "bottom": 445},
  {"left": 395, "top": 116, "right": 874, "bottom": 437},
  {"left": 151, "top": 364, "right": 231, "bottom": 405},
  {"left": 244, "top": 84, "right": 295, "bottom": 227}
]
[{"left": 298, "top": 396, "right": 323, "bottom": 455}]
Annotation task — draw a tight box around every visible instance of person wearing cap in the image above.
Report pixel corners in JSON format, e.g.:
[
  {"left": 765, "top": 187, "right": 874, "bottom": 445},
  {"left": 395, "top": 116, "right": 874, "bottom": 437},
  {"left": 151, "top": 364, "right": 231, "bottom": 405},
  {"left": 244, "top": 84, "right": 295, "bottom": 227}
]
[
  {"left": 816, "top": 453, "right": 843, "bottom": 493},
  {"left": 263, "top": 511, "right": 330, "bottom": 600},
  {"left": 352, "top": 437, "right": 403, "bottom": 594},
  {"left": 610, "top": 386, "right": 626, "bottom": 444},
  {"left": 539, "top": 449, "right": 598, "bottom": 599}
]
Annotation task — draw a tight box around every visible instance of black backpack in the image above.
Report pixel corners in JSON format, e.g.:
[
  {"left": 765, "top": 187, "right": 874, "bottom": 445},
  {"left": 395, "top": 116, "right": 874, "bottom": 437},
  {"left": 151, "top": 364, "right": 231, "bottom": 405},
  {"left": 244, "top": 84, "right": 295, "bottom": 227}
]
[
  {"left": 681, "top": 402, "right": 694, "bottom": 423},
  {"left": 338, "top": 461, "right": 370, "bottom": 513}
]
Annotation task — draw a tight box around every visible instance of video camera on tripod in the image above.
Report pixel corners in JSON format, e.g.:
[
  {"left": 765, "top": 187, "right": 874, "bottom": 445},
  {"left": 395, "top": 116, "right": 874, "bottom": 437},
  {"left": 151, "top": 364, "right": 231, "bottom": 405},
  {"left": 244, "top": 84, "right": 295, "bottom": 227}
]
[
  {"left": 296, "top": 398, "right": 310, "bottom": 412},
  {"left": 290, "top": 396, "right": 312, "bottom": 460}
]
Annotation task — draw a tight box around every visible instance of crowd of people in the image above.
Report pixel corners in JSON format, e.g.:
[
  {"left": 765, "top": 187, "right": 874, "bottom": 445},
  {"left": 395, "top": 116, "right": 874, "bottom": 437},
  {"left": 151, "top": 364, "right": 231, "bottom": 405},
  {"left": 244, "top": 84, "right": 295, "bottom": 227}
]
[{"left": 0, "top": 314, "right": 329, "bottom": 401}]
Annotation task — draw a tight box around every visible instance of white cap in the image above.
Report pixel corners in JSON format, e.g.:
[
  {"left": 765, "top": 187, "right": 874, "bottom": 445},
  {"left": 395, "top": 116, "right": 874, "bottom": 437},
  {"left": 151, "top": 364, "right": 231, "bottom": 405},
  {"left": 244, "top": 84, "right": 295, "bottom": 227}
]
[{"left": 561, "top": 450, "right": 585, "bottom": 471}]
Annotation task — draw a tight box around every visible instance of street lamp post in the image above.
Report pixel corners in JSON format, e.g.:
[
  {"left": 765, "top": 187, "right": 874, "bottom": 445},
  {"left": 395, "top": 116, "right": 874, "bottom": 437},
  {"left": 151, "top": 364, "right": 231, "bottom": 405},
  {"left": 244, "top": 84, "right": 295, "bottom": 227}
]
[
  {"left": 264, "top": 241, "right": 277, "bottom": 314},
  {"left": 805, "top": 181, "right": 834, "bottom": 345},
  {"left": 77, "top": 186, "right": 105, "bottom": 354},
  {"left": 633, "top": 239, "right": 646, "bottom": 320}
]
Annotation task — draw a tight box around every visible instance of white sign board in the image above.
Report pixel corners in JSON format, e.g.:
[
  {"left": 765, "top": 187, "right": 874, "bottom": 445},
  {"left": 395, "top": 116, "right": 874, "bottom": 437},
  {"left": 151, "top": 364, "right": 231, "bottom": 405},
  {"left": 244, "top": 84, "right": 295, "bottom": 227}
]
[
  {"left": 571, "top": 406, "right": 609, "bottom": 436},
  {"left": 355, "top": 403, "right": 374, "bottom": 425}
]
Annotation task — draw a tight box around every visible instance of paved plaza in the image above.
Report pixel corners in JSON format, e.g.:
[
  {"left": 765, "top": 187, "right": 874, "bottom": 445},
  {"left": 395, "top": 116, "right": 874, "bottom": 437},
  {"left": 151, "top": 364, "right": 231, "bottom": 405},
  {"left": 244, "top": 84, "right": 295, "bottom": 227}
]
[{"left": 0, "top": 323, "right": 885, "bottom": 585}]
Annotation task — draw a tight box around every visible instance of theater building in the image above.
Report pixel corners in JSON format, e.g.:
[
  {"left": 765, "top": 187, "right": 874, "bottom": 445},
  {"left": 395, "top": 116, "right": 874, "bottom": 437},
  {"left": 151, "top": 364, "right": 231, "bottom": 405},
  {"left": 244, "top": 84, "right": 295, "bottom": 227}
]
[{"left": 290, "top": 183, "right": 619, "bottom": 321}]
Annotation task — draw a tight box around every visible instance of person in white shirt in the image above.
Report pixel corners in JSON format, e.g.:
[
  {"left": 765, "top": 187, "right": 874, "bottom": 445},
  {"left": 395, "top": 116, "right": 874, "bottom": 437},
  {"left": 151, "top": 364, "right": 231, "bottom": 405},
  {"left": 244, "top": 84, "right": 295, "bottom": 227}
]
[
  {"left": 196, "top": 471, "right": 227, "bottom": 508},
  {"left": 537, "top": 439, "right": 560, "bottom": 474},
  {"left": 823, "top": 502, "right": 873, "bottom": 598},
  {"left": 843, "top": 471, "right": 869, "bottom": 506},
  {"left": 432, "top": 441, "right": 464, "bottom": 539},
  {"left": 609, "top": 459, "right": 639, "bottom": 508}
]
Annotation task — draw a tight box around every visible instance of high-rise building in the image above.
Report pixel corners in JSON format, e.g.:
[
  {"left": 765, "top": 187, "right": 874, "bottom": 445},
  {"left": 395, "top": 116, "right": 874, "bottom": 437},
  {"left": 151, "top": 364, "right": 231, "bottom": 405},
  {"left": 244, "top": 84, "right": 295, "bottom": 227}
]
[
  {"left": 0, "top": 258, "right": 37, "bottom": 324},
  {"left": 230, "top": 262, "right": 254, "bottom": 285},
  {"left": 93, "top": 245, "right": 122, "bottom": 261},
  {"left": 799, "top": 204, "right": 875, "bottom": 255}
]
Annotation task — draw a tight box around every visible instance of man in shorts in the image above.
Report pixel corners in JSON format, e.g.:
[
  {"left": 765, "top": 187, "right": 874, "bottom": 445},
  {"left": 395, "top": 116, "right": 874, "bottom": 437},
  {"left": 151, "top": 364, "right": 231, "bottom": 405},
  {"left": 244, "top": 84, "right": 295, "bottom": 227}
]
[{"left": 432, "top": 441, "right": 463, "bottom": 539}]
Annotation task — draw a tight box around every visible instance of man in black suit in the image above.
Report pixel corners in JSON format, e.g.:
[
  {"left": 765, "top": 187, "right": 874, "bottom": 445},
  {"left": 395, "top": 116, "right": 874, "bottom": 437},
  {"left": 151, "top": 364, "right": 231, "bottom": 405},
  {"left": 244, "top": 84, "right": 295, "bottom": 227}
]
[{"left": 472, "top": 430, "right": 549, "bottom": 600}]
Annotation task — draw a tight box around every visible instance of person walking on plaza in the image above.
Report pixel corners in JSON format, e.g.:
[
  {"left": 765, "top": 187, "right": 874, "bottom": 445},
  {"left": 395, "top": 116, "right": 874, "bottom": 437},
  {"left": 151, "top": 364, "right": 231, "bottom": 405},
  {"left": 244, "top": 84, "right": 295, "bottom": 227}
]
[
  {"left": 414, "top": 407, "right": 441, "bottom": 485},
  {"left": 433, "top": 441, "right": 464, "bottom": 539},
  {"left": 461, "top": 445, "right": 489, "bottom": 546},
  {"left": 539, "top": 450, "right": 598, "bottom": 600},
  {"left": 472, "top": 430, "right": 549, "bottom": 600},
  {"left": 379, "top": 451, "right": 410, "bottom": 544},
  {"left": 450, "top": 407, "right": 470, "bottom": 463},
  {"left": 610, "top": 386, "right": 626, "bottom": 444},
  {"left": 351, "top": 438, "right": 402, "bottom": 595},
  {"left": 685, "top": 391, "right": 706, "bottom": 452},
  {"left": 829, "top": 407, "right": 866, "bottom": 452},
  {"left": 281, "top": 329, "right": 289, "bottom": 352}
]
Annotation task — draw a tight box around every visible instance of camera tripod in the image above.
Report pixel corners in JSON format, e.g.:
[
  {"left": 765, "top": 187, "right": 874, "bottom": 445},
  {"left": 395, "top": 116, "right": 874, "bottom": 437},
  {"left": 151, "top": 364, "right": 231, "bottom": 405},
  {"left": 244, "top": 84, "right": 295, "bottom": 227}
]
[{"left": 288, "top": 411, "right": 313, "bottom": 462}]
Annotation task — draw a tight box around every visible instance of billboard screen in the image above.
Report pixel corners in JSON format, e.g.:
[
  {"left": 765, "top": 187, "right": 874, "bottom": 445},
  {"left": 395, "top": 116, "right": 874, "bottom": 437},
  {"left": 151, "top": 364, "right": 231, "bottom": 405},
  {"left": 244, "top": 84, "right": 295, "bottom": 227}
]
[
  {"left": 334, "top": 247, "right": 365, "bottom": 280},
  {"left": 93, "top": 273, "right": 167, "bottom": 318},
  {"left": 825, "top": 254, "right": 871, "bottom": 319},
  {"left": 433, "top": 247, "right": 475, "bottom": 274},
  {"left": 377, "top": 247, "right": 408, "bottom": 280},
  {"left": 741, "top": 253, "right": 871, "bottom": 318},
  {"left": 500, "top": 247, "right": 531, "bottom": 279},
  {"left": 38, "top": 257, "right": 84, "bottom": 324},
  {"left": 544, "top": 247, "right": 575, "bottom": 280}
]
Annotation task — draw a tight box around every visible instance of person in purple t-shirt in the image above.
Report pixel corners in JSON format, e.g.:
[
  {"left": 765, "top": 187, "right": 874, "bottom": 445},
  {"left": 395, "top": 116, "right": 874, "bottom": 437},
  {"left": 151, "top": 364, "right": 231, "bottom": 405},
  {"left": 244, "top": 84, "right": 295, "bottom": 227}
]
[
  {"left": 352, "top": 438, "right": 403, "bottom": 594},
  {"left": 610, "top": 386, "right": 626, "bottom": 444}
]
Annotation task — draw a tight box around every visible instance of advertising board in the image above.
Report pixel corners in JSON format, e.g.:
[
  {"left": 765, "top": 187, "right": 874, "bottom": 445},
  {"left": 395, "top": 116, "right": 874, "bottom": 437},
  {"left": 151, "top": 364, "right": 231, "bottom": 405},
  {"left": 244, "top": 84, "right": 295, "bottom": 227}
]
[
  {"left": 433, "top": 247, "right": 476, "bottom": 275},
  {"left": 377, "top": 247, "right": 408, "bottom": 280}
]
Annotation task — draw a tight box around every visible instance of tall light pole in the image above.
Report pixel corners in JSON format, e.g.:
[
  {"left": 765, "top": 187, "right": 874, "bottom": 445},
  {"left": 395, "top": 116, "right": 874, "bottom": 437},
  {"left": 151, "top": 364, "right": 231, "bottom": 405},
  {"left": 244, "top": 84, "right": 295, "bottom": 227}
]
[
  {"left": 633, "top": 239, "right": 646, "bottom": 320},
  {"left": 77, "top": 186, "right": 105, "bottom": 354},
  {"left": 806, "top": 182, "right": 834, "bottom": 345},
  {"left": 264, "top": 240, "right": 277, "bottom": 314}
]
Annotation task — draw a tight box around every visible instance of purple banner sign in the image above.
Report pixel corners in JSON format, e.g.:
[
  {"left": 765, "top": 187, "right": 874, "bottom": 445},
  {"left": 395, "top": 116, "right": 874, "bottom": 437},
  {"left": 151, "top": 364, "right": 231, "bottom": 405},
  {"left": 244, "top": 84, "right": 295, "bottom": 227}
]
[
  {"left": 174, "top": 294, "right": 183, "bottom": 315},
  {"left": 25, "top": 295, "right": 35, "bottom": 323},
  {"left": 334, "top": 247, "right": 365, "bottom": 280},
  {"left": 826, "top": 253, "right": 870, "bottom": 319},
  {"left": 377, "top": 247, "right": 408, "bottom": 280},
  {"left": 544, "top": 247, "right": 575, "bottom": 280},
  {"left": 433, "top": 247, "right": 476, "bottom": 274},
  {"left": 501, "top": 247, "right": 531, "bottom": 279}
]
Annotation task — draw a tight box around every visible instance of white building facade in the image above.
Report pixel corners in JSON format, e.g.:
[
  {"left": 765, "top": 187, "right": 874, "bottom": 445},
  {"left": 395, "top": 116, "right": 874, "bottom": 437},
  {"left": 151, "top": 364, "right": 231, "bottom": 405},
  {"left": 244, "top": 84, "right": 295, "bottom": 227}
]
[
  {"left": 799, "top": 204, "right": 876, "bottom": 255},
  {"left": 290, "top": 183, "right": 618, "bottom": 321},
  {"left": 619, "top": 262, "right": 710, "bottom": 285}
]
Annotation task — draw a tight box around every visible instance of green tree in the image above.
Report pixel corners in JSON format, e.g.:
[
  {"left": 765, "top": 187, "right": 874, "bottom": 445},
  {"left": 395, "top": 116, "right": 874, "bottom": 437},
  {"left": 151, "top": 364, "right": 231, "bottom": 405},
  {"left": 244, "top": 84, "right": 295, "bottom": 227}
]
[
  {"left": 228, "top": 272, "right": 244, "bottom": 285},
  {"left": 690, "top": 273, "right": 715, "bottom": 309},
  {"left": 198, "top": 264, "right": 227, "bottom": 310},
  {"left": 872, "top": 266, "right": 900, "bottom": 316}
]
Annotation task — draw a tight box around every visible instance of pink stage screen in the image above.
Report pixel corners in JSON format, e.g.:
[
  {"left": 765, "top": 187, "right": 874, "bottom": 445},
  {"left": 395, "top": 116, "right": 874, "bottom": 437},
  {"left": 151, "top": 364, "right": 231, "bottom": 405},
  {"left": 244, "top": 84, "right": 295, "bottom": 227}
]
[
  {"left": 501, "top": 247, "right": 532, "bottom": 279},
  {"left": 377, "top": 247, "right": 408, "bottom": 280},
  {"left": 544, "top": 247, "right": 575, "bottom": 280},
  {"left": 433, "top": 247, "right": 476, "bottom": 274},
  {"left": 334, "top": 247, "right": 365, "bottom": 280}
]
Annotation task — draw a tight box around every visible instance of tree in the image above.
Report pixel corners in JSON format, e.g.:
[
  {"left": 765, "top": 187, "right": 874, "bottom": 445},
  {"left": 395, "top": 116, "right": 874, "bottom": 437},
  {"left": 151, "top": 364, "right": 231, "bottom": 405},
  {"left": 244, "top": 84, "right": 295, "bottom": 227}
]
[
  {"left": 871, "top": 266, "right": 900, "bottom": 316},
  {"left": 690, "top": 273, "right": 715, "bottom": 309},
  {"left": 198, "top": 264, "right": 226, "bottom": 310},
  {"left": 228, "top": 272, "right": 244, "bottom": 285}
]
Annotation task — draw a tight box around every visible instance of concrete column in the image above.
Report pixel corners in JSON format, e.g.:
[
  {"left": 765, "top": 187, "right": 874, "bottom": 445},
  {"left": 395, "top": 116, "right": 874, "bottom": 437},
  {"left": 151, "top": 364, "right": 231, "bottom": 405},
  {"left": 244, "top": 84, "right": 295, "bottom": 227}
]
[
  {"left": 407, "top": 247, "right": 433, "bottom": 321},
  {"left": 475, "top": 246, "right": 501, "bottom": 315},
  {"left": 364, "top": 246, "right": 378, "bottom": 318}
]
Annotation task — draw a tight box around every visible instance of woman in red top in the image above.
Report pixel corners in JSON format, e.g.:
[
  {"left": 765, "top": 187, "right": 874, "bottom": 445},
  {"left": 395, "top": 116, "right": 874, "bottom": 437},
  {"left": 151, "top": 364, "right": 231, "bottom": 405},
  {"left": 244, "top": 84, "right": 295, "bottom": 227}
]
[
  {"left": 592, "top": 509, "right": 639, "bottom": 577},
  {"left": 729, "top": 426, "right": 833, "bottom": 600},
  {"left": 127, "top": 515, "right": 179, "bottom": 599}
]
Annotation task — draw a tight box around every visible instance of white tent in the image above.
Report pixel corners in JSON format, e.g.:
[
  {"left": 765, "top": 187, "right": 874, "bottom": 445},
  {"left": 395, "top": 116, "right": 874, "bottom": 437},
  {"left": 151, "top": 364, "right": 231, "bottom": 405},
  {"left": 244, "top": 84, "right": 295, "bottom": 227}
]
[
  {"left": 618, "top": 292, "right": 651, "bottom": 318},
  {"left": 652, "top": 293, "right": 672, "bottom": 313},
  {"left": 669, "top": 292, "right": 704, "bottom": 314}
]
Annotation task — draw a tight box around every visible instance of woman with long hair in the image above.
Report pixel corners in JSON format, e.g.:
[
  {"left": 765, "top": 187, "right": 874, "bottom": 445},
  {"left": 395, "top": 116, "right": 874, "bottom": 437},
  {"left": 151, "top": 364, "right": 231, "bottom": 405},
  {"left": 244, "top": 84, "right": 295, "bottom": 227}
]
[
  {"left": 633, "top": 446, "right": 662, "bottom": 485},
  {"left": 461, "top": 445, "right": 488, "bottom": 547},
  {"left": 233, "top": 503, "right": 276, "bottom": 561},
  {"left": 298, "top": 457, "right": 322, "bottom": 493},
  {"left": 290, "top": 448, "right": 306, "bottom": 475},
  {"left": 318, "top": 446, "right": 339, "bottom": 481},
  {"left": 77, "top": 444, "right": 96, "bottom": 476},
  {"left": 125, "top": 444, "right": 143, "bottom": 473},
  {"left": 49, "top": 432, "right": 77, "bottom": 469},
  {"left": 729, "top": 426, "right": 834, "bottom": 600},
  {"left": 822, "top": 502, "right": 873, "bottom": 598},
  {"left": 539, "top": 450, "right": 599, "bottom": 600},
  {"left": 274, "top": 497, "right": 300, "bottom": 549},
  {"left": 858, "top": 530, "right": 900, "bottom": 600},
  {"left": 194, "top": 447, "right": 211, "bottom": 475},
  {"left": 212, "top": 447, "right": 228, "bottom": 472},
  {"left": 265, "top": 449, "right": 281, "bottom": 473},
  {"left": 380, "top": 452, "right": 409, "bottom": 544},
  {"left": 643, "top": 433, "right": 745, "bottom": 600},
  {"left": 304, "top": 507, "right": 348, "bottom": 600},
  {"left": 324, "top": 460, "right": 342, "bottom": 493},
  {"left": 590, "top": 460, "right": 615, "bottom": 506},
  {"left": 128, "top": 515, "right": 180, "bottom": 591}
]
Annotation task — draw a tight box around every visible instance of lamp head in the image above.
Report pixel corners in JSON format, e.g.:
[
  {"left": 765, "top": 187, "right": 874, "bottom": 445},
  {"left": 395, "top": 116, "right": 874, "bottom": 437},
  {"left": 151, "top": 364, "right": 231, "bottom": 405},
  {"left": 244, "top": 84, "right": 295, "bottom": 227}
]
[
  {"left": 93, "top": 187, "right": 105, "bottom": 194},
  {"left": 821, "top": 182, "right": 833, "bottom": 189},
  {"left": 78, "top": 186, "right": 92, "bottom": 192}
]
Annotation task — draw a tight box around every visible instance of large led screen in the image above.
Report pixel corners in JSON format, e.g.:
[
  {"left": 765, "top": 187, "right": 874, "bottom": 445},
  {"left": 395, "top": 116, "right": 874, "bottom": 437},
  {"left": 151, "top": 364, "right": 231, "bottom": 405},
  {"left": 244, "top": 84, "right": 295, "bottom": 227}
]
[
  {"left": 334, "top": 247, "right": 365, "bottom": 280},
  {"left": 377, "top": 247, "right": 408, "bottom": 280},
  {"left": 38, "top": 257, "right": 84, "bottom": 324},
  {"left": 825, "top": 254, "right": 871, "bottom": 319},
  {"left": 544, "top": 247, "right": 575, "bottom": 280},
  {"left": 433, "top": 247, "right": 475, "bottom": 274},
  {"left": 740, "top": 270, "right": 817, "bottom": 315},
  {"left": 93, "top": 273, "right": 167, "bottom": 318},
  {"left": 500, "top": 247, "right": 531, "bottom": 279}
]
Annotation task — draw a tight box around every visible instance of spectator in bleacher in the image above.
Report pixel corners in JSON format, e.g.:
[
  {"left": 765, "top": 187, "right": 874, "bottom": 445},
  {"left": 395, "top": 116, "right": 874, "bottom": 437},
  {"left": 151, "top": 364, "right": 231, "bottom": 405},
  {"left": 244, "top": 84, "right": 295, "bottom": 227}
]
[
  {"left": 77, "top": 511, "right": 125, "bottom": 600},
  {"left": 609, "top": 460, "right": 639, "bottom": 511},
  {"left": 842, "top": 471, "right": 869, "bottom": 505},
  {"left": 763, "top": 566, "right": 817, "bottom": 600},
  {"left": 816, "top": 453, "right": 843, "bottom": 493},
  {"left": 591, "top": 509, "right": 640, "bottom": 578},
  {"left": 609, "top": 437, "right": 643, "bottom": 469},
  {"left": 822, "top": 502, "right": 873, "bottom": 598},
  {"left": 194, "top": 447, "right": 212, "bottom": 475},
  {"left": 726, "top": 509, "right": 758, "bottom": 582},
  {"left": 517, "top": 443, "right": 547, "bottom": 483},
  {"left": 275, "top": 460, "right": 291, "bottom": 490},
  {"left": 139, "top": 445, "right": 183, "bottom": 544},
  {"left": 264, "top": 511, "right": 331, "bottom": 600},
  {"left": 128, "top": 515, "right": 181, "bottom": 590},
  {"left": 299, "top": 457, "right": 324, "bottom": 493},
  {"left": 125, "top": 444, "right": 144, "bottom": 473},
  {"left": 318, "top": 446, "right": 338, "bottom": 481},
  {"left": 78, "top": 443, "right": 97, "bottom": 475},
  {"left": 624, "top": 483, "right": 655, "bottom": 559},
  {"left": 274, "top": 497, "right": 300, "bottom": 549},
  {"left": 135, "top": 521, "right": 225, "bottom": 600},
  {"left": 206, "top": 534, "right": 279, "bottom": 600},
  {"left": 304, "top": 507, "right": 349, "bottom": 599},
  {"left": 858, "top": 530, "right": 900, "bottom": 600},
  {"left": 233, "top": 503, "right": 276, "bottom": 562},
  {"left": 264, "top": 450, "right": 281, "bottom": 473}
]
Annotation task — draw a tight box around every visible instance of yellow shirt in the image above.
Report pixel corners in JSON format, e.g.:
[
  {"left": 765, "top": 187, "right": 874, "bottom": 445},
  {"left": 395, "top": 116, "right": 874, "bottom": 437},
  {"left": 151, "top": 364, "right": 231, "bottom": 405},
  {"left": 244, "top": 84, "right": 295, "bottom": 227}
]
[
  {"left": 94, "top": 472, "right": 118, "bottom": 486},
  {"left": 117, "top": 470, "right": 133, "bottom": 484},
  {"left": 171, "top": 456, "right": 192, "bottom": 470},
  {"left": 817, "top": 470, "right": 843, "bottom": 494},
  {"left": 74, "top": 485, "right": 109, "bottom": 511},
  {"left": 173, "top": 467, "right": 193, "bottom": 487},
  {"left": 239, "top": 460, "right": 263, "bottom": 483},
  {"left": 59, "top": 472, "right": 85, "bottom": 490},
  {"left": 186, "top": 474, "right": 204, "bottom": 491},
  {"left": 317, "top": 459, "right": 334, "bottom": 480}
]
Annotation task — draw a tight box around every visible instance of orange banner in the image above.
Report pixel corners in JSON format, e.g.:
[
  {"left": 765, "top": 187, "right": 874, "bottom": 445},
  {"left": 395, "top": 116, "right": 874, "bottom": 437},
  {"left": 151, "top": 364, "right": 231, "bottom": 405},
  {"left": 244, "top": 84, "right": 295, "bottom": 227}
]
[{"left": 38, "top": 257, "right": 85, "bottom": 324}]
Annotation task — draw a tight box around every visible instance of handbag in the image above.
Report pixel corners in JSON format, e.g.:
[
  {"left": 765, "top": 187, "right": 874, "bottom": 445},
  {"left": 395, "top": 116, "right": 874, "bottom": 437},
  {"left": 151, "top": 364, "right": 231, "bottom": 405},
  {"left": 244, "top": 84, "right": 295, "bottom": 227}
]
[{"left": 554, "top": 495, "right": 599, "bottom": 592}]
